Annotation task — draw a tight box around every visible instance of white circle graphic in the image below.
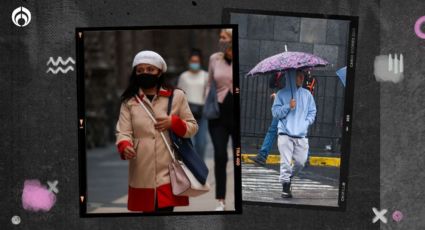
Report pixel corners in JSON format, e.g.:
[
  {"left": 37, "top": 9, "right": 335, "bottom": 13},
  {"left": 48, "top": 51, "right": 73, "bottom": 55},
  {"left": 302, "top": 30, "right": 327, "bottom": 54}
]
[
  {"left": 11, "top": 215, "right": 21, "bottom": 225},
  {"left": 11, "top": 6, "right": 31, "bottom": 27}
]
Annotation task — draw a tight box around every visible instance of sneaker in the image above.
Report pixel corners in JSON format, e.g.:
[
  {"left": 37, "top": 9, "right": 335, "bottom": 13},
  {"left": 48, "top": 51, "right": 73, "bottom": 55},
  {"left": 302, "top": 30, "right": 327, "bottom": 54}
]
[
  {"left": 248, "top": 155, "right": 266, "bottom": 166},
  {"left": 281, "top": 182, "right": 293, "bottom": 198},
  {"left": 214, "top": 201, "right": 225, "bottom": 211}
]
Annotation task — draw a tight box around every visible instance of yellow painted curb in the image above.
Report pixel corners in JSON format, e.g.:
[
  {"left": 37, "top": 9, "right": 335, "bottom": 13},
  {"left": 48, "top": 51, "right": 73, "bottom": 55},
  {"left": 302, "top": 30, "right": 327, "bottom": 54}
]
[{"left": 242, "top": 153, "right": 340, "bottom": 167}]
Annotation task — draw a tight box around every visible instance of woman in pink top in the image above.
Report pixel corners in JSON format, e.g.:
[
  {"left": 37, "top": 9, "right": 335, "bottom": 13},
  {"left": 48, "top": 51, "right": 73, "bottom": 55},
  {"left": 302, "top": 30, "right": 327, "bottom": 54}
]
[{"left": 206, "top": 29, "right": 235, "bottom": 211}]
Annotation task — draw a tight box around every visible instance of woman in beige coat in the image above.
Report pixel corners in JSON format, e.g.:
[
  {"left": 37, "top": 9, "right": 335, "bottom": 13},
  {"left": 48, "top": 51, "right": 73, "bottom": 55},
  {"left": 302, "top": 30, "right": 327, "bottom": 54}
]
[{"left": 115, "top": 50, "right": 198, "bottom": 212}]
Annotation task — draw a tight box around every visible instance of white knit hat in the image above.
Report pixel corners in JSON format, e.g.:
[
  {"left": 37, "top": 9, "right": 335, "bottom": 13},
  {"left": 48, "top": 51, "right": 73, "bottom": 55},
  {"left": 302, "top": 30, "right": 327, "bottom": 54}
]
[{"left": 132, "top": 50, "right": 167, "bottom": 72}]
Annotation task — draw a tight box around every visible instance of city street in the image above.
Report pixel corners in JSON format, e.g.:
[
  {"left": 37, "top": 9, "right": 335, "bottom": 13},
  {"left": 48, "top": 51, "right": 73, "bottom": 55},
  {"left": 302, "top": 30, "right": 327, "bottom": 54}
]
[
  {"left": 242, "top": 162, "right": 339, "bottom": 207},
  {"left": 86, "top": 138, "right": 235, "bottom": 213},
  {"left": 85, "top": 140, "right": 338, "bottom": 212}
]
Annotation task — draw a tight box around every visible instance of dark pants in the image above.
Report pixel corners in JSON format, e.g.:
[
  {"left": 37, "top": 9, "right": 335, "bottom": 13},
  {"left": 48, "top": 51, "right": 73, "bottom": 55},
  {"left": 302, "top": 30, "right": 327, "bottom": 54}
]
[{"left": 208, "top": 92, "right": 236, "bottom": 199}]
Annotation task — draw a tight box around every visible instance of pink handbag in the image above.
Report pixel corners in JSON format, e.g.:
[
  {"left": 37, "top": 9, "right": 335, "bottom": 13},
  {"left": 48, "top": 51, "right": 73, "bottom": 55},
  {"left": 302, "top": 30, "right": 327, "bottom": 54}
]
[
  {"left": 168, "top": 157, "right": 210, "bottom": 197},
  {"left": 179, "top": 162, "right": 210, "bottom": 197},
  {"left": 168, "top": 159, "right": 191, "bottom": 195}
]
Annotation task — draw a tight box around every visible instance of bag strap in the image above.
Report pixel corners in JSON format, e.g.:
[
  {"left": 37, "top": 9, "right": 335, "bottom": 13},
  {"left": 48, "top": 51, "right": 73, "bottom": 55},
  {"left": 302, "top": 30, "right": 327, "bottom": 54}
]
[
  {"left": 134, "top": 94, "right": 176, "bottom": 161},
  {"left": 167, "top": 89, "right": 174, "bottom": 116},
  {"left": 211, "top": 75, "right": 217, "bottom": 88},
  {"left": 167, "top": 90, "right": 180, "bottom": 150}
]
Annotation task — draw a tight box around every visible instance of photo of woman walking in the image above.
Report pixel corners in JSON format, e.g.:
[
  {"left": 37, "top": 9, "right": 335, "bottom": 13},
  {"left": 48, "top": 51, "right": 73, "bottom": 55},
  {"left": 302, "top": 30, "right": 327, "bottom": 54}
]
[
  {"left": 115, "top": 50, "right": 198, "bottom": 212},
  {"left": 205, "top": 29, "right": 235, "bottom": 211},
  {"left": 80, "top": 26, "right": 240, "bottom": 215}
]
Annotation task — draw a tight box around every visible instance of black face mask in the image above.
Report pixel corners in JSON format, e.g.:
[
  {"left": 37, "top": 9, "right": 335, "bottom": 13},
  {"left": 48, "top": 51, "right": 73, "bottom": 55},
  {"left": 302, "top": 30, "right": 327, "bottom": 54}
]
[{"left": 134, "top": 73, "right": 160, "bottom": 89}]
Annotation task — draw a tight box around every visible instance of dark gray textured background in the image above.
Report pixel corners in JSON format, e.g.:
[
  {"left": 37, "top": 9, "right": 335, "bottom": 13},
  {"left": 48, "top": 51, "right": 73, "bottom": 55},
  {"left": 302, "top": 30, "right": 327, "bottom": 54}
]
[
  {"left": 380, "top": 0, "right": 425, "bottom": 229},
  {"left": 0, "top": 0, "right": 421, "bottom": 229}
]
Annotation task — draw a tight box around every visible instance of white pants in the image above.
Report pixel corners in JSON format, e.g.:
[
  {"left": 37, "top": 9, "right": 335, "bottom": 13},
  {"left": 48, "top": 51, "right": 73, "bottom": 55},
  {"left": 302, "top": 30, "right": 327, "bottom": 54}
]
[{"left": 277, "top": 134, "right": 309, "bottom": 183}]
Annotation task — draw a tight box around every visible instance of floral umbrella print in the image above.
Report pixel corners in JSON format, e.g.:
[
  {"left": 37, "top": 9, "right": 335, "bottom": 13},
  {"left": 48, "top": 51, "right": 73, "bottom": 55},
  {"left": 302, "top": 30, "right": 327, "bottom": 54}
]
[{"left": 246, "top": 51, "right": 329, "bottom": 76}]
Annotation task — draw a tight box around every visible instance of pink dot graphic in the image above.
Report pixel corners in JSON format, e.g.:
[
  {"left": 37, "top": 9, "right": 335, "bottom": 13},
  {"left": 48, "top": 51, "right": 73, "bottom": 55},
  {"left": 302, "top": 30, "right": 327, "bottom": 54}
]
[
  {"left": 22, "top": 180, "right": 56, "bottom": 212},
  {"left": 414, "top": 16, "right": 425, "bottom": 39},
  {"left": 392, "top": 210, "right": 403, "bottom": 222}
]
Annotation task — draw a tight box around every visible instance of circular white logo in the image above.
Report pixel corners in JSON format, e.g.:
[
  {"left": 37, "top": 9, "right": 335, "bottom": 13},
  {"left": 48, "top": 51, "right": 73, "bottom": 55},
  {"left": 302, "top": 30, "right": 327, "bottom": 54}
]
[
  {"left": 11, "top": 215, "right": 21, "bottom": 225},
  {"left": 11, "top": 6, "right": 31, "bottom": 27}
]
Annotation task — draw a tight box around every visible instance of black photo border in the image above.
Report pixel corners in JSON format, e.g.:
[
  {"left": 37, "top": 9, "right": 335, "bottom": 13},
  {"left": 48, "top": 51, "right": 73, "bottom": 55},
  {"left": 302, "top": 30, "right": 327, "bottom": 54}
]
[
  {"left": 223, "top": 8, "right": 359, "bottom": 211},
  {"left": 76, "top": 24, "right": 242, "bottom": 217}
]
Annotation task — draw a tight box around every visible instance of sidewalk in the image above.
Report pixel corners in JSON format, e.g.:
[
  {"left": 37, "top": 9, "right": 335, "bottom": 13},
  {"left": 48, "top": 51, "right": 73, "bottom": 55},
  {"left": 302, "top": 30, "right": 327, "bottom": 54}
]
[{"left": 86, "top": 137, "right": 235, "bottom": 213}]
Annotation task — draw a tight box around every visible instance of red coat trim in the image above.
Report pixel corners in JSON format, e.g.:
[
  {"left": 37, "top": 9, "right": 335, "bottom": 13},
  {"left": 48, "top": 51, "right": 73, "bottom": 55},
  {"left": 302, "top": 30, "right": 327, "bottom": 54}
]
[
  {"left": 158, "top": 89, "right": 172, "bottom": 97},
  {"left": 157, "top": 183, "right": 189, "bottom": 208},
  {"left": 128, "top": 186, "right": 155, "bottom": 212},
  {"left": 171, "top": 115, "right": 187, "bottom": 137},
  {"left": 127, "top": 184, "right": 189, "bottom": 212},
  {"left": 117, "top": 140, "right": 132, "bottom": 160},
  {"left": 136, "top": 89, "right": 171, "bottom": 101}
]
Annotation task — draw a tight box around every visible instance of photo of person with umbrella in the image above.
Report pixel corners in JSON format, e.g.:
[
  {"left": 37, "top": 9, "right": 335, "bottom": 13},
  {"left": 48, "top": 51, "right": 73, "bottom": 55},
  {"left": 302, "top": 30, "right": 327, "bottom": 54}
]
[
  {"left": 246, "top": 51, "right": 327, "bottom": 199},
  {"left": 230, "top": 11, "right": 355, "bottom": 208}
]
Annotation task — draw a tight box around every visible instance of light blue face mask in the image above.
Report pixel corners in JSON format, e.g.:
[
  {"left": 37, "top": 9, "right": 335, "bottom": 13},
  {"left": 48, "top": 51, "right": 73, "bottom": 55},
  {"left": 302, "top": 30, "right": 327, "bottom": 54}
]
[{"left": 189, "top": 63, "right": 201, "bottom": 71}]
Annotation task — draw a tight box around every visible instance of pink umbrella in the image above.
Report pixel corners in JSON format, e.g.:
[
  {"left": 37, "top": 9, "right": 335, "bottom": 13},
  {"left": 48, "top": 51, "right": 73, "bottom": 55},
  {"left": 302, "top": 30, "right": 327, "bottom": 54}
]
[{"left": 246, "top": 51, "right": 329, "bottom": 76}]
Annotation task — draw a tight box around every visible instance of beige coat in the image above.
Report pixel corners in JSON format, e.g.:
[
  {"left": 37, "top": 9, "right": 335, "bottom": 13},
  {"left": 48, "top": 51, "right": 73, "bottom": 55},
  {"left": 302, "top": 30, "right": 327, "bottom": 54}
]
[{"left": 115, "top": 87, "right": 198, "bottom": 211}]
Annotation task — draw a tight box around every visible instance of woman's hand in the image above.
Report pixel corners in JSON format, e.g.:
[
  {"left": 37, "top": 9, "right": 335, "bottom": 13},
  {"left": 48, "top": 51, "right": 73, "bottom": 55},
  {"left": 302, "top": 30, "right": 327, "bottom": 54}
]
[
  {"left": 155, "top": 116, "right": 172, "bottom": 132},
  {"left": 123, "top": 146, "right": 137, "bottom": 160}
]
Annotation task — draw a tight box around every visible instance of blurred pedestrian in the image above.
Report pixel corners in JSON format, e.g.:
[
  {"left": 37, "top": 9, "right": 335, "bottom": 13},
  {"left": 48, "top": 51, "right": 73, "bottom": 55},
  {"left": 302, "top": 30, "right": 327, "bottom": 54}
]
[
  {"left": 178, "top": 49, "right": 209, "bottom": 159},
  {"left": 115, "top": 50, "right": 198, "bottom": 212},
  {"left": 205, "top": 29, "right": 234, "bottom": 211},
  {"left": 272, "top": 69, "right": 316, "bottom": 198},
  {"left": 249, "top": 72, "right": 285, "bottom": 166}
]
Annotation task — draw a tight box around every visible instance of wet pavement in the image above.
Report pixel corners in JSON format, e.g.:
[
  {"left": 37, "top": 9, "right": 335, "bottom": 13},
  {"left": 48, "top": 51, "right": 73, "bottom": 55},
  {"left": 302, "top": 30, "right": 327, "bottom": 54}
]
[
  {"left": 242, "top": 163, "right": 339, "bottom": 207},
  {"left": 86, "top": 137, "right": 235, "bottom": 213}
]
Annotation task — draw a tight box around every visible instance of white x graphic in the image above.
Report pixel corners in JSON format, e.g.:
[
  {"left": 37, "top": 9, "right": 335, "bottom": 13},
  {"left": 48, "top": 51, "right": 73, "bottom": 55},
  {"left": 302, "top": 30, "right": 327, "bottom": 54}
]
[
  {"left": 372, "top": 207, "right": 387, "bottom": 224},
  {"left": 47, "top": 180, "right": 59, "bottom": 194}
]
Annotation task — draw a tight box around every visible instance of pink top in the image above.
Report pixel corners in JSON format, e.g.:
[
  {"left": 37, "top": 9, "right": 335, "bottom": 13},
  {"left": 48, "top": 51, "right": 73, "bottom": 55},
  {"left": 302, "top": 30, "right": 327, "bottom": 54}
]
[{"left": 206, "top": 52, "right": 233, "bottom": 103}]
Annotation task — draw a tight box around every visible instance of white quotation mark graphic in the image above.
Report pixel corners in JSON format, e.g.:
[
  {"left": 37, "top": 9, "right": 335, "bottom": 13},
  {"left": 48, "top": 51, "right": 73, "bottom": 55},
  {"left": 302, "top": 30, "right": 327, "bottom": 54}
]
[
  {"left": 46, "top": 57, "right": 75, "bottom": 74},
  {"left": 11, "top": 7, "right": 31, "bottom": 27}
]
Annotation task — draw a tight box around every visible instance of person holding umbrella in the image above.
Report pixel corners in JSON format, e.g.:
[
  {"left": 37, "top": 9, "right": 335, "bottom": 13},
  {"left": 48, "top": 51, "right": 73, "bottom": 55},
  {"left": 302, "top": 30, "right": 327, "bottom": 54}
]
[
  {"left": 272, "top": 69, "right": 316, "bottom": 198},
  {"left": 246, "top": 51, "right": 326, "bottom": 198}
]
